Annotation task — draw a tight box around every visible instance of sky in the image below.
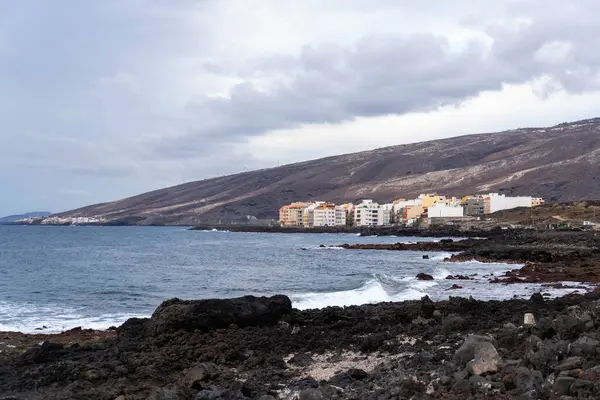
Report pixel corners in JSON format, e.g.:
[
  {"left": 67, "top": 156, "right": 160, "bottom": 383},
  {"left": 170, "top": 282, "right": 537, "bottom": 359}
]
[{"left": 1, "top": 0, "right": 600, "bottom": 215}]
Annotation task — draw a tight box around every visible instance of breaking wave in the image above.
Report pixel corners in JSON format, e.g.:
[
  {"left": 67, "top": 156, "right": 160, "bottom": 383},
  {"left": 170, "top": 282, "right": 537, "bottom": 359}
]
[
  {"left": 0, "top": 301, "right": 149, "bottom": 334},
  {"left": 291, "top": 274, "right": 428, "bottom": 310}
]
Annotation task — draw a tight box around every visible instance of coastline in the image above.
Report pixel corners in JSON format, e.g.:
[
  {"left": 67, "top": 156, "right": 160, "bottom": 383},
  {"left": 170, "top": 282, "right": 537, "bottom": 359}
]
[
  {"left": 2, "top": 229, "right": 600, "bottom": 398},
  {"left": 2, "top": 292, "right": 600, "bottom": 399}
]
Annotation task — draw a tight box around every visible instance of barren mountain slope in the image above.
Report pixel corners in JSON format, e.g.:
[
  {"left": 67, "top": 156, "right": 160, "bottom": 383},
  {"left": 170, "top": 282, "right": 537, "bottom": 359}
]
[{"left": 61, "top": 118, "right": 600, "bottom": 225}]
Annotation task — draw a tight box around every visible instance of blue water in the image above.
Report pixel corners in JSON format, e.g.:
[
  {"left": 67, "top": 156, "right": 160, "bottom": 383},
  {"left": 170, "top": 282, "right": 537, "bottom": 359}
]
[{"left": 0, "top": 226, "right": 582, "bottom": 333}]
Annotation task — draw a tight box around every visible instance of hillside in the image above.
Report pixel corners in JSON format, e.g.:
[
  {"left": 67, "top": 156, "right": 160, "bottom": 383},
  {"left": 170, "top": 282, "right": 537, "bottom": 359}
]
[
  {"left": 61, "top": 118, "right": 600, "bottom": 225},
  {"left": 0, "top": 212, "right": 51, "bottom": 224}
]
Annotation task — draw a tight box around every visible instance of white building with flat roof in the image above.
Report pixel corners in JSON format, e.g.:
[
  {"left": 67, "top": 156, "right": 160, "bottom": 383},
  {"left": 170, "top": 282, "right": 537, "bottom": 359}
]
[
  {"left": 427, "top": 203, "right": 464, "bottom": 218},
  {"left": 486, "top": 193, "right": 533, "bottom": 214},
  {"left": 353, "top": 200, "right": 385, "bottom": 226}
]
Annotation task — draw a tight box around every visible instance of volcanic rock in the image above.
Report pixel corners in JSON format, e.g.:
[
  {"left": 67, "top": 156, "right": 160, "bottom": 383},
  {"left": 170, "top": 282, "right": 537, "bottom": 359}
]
[
  {"left": 416, "top": 273, "right": 434, "bottom": 281},
  {"left": 455, "top": 335, "right": 498, "bottom": 366},
  {"left": 465, "top": 341, "right": 502, "bottom": 376},
  {"left": 148, "top": 295, "right": 292, "bottom": 335}
]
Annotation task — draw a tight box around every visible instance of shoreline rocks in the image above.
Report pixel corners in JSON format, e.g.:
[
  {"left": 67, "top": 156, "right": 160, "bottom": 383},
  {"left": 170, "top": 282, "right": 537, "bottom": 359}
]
[{"left": 2, "top": 292, "right": 600, "bottom": 399}]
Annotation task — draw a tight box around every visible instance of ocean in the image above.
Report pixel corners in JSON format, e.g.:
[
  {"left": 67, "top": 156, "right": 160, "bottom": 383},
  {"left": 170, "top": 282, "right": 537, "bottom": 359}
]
[{"left": 0, "top": 225, "right": 583, "bottom": 333}]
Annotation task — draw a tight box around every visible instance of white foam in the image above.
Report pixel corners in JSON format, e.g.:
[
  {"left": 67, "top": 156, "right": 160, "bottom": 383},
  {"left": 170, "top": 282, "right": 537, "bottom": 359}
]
[
  {"left": 0, "top": 301, "right": 148, "bottom": 334},
  {"left": 433, "top": 267, "right": 453, "bottom": 280},
  {"left": 409, "top": 280, "right": 438, "bottom": 290},
  {"left": 430, "top": 253, "right": 454, "bottom": 261},
  {"left": 292, "top": 280, "right": 425, "bottom": 310}
]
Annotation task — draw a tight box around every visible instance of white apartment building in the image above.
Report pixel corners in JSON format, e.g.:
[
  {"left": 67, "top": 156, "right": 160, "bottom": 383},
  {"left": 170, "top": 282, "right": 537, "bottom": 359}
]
[
  {"left": 427, "top": 203, "right": 464, "bottom": 218},
  {"left": 381, "top": 203, "right": 394, "bottom": 225},
  {"left": 302, "top": 202, "right": 347, "bottom": 227},
  {"left": 335, "top": 206, "right": 347, "bottom": 226},
  {"left": 353, "top": 200, "right": 385, "bottom": 226},
  {"left": 486, "top": 193, "right": 533, "bottom": 214}
]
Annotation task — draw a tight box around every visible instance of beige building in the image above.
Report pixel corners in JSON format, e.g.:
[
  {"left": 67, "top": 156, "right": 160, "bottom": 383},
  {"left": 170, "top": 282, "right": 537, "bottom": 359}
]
[
  {"left": 279, "top": 202, "right": 310, "bottom": 227},
  {"left": 402, "top": 205, "right": 424, "bottom": 222}
]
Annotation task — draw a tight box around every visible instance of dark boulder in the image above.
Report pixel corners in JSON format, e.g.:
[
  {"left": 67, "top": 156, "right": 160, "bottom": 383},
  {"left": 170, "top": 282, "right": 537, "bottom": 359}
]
[
  {"left": 416, "top": 273, "right": 434, "bottom": 281},
  {"left": 149, "top": 295, "right": 293, "bottom": 334},
  {"left": 420, "top": 296, "right": 436, "bottom": 319}
]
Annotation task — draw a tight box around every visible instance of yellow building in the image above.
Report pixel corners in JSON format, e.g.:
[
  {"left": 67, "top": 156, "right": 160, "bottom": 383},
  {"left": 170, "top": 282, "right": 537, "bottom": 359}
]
[
  {"left": 279, "top": 202, "right": 310, "bottom": 227},
  {"left": 418, "top": 194, "right": 447, "bottom": 208}
]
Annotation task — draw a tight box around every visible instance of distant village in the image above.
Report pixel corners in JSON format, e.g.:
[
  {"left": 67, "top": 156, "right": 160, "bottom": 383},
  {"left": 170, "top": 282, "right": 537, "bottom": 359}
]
[
  {"left": 15, "top": 216, "right": 107, "bottom": 225},
  {"left": 279, "top": 193, "right": 545, "bottom": 228}
]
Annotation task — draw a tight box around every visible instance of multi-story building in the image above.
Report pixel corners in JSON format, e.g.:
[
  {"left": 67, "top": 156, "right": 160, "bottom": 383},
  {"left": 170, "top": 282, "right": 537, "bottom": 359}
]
[
  {"left": 427, "top": 202, "right": 464, "bottom": 218},
  {"left": 463, "top": 197, "right": 486, "bottom": 216},
  {"left": 403, "top": 205, "right": 424, "bottom": 222},
  {"left": 485, "top": 193, "right": 534, "bottom": 214},
  {"left": 463, "top": 193, "right": 543, "bottom": 215},
  {"left": 418, "top": 194, "right": 447, "bottom": 208},
  {"left": 279, "top": 202, "right": 310, "bottom": 227},
  {"left": 353, "top": 200, "right": 385, "bottom": 226},
  {"left": 340, "top": 203, "right": 354, "bottom": 226},
  {"left": 381, "top": 203, "right": 394, "bottom": 225},
  {"left": 312, "top": 203, "right": 338, "bottom": 227}
]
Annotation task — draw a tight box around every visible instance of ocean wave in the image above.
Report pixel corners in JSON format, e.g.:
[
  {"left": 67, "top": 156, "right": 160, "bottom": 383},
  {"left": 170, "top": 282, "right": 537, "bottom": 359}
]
[
  {"left": 0, "top": 301, "right": 148, "bottom": 334},
  {"left": 433, "top": 267, "right": 453, "bottom": 280},
  {"left": 291, "top": 278, "right": 425, "bottom": 310}
]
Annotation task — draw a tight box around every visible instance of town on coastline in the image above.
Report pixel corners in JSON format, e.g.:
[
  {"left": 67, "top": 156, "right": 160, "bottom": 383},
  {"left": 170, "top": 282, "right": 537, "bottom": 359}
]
[{"left": 280, "top": 192, "right": 545, "bottom": 228}]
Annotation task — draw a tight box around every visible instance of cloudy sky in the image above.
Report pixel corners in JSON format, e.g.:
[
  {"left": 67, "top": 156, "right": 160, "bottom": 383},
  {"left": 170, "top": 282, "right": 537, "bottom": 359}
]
[{"left": 1, "top": 0, "right": 600, "bottom": 215}]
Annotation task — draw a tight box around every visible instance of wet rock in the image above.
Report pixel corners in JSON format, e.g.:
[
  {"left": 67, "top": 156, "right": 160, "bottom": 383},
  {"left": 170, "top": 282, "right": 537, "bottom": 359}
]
[
  {"left": 466, "top": 341, "right": 502, "bottom": 376},
  {"left": 554, "top": 377, "right": 576, "bottom": 396},
  {"left": 445, "top": 275, "right": 472, "bottom": 280},
  {"left": 150, "top": 295, "right": 293, "bottom": 334},
  {"left": 447, "top": 284, "right": 463, "bottom": 290},
  {"left": 416, "top": 273, "right": 434, "bottom": 281},
  {"left": 423, "top": 255, "right": 430, "bottom": 259},
  {"left": 530, "top": 293, "right": 544, "bottom": 304}
]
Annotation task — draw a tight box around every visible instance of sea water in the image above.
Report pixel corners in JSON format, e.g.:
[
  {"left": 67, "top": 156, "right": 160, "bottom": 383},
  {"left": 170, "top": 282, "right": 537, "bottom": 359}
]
[{"left": 0, "top": 225, "right": 587, "bottom": 333}]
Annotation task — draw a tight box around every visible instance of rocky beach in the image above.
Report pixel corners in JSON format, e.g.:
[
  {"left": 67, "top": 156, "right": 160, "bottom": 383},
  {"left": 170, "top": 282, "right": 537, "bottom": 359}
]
[
  {"left": 2, "top": 292, "right": 600, "bottom": 399},
  {"left": 0, "top": 230, "right": 599, "bottom": 399}
]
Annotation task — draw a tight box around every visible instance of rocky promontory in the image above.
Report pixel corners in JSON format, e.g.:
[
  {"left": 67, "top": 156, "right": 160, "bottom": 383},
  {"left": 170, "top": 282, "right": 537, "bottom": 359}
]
[
  {"left": 2, "top": 292, "right": 600, "bottom": 399},
  {"left": 338, "top": 230, "right": 600, "bottom": 285}
]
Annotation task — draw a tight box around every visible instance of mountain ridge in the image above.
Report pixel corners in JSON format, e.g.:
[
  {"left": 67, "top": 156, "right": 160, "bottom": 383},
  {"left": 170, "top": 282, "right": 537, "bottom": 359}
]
[
  {"left": 60, "top": 117, "right": 600, "bottom": 225},
  {"left": 0, "top": 212, "right": 52, "bottom": 224}
]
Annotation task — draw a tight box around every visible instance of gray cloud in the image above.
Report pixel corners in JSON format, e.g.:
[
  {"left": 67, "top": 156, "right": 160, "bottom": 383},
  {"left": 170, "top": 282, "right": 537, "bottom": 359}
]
[
  {"left": 156, "top": 6, "right": 600, "bottom": 157},
  {"left": 2, "top": 0, "right": 600, "bottom": 215}
]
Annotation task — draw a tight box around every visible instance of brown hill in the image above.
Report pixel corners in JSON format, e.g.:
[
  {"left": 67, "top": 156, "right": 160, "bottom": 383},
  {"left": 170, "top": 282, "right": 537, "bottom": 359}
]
[{"left": 61, "top": 118, "right": 600, "bottom": 225}]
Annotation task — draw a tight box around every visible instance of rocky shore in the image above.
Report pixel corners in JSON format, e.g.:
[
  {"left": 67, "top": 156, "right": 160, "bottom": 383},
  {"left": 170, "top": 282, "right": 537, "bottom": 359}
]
[
  {"left": 339, "top": 230, "right": 600, "bottom": 285},
  {"left": 2, "top": 292, "right": 600, "bottom": 399}
]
